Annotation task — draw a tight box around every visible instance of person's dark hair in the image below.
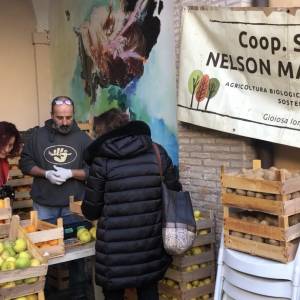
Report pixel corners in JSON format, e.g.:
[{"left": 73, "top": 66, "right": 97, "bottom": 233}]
[
  {"left": 0, "top": 121, "right": 21, "bottom": 156},
  {"left": 94, "top": 108, "right": 130, "bottom": 137},
  {"left": 51, "top": 96, "right": 74, "bottom": 113}
]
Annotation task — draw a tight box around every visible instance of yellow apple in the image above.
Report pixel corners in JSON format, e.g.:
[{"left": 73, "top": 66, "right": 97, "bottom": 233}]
[
  {"left": 27, "top": 295, "right": 38, "bottom": 300},
  {"left": 89, "top": 227, "right": 96, "bottom": 240},
  {"left": 16, "top": 256, "right": 31, "bottom": 269},
  {"left": 78, "top": 230, "right": 92, "bottom": 243},
  {"left": 14, "top": 238, "right": 27, "bottom": 253},
  {"left": 24, "top": 277, "right": 38, "bottom": 284},
  {"left": 30, "top": 258, "right": 41, "bottom": 267}
]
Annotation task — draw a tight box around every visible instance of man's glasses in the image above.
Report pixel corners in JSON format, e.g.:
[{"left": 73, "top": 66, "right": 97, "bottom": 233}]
[{"left": 53, "top": 98, "right": 73, "bottom": 106}]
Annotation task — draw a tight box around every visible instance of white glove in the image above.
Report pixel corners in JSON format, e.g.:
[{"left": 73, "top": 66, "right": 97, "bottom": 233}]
[
  {"left": 53, "top": 165, "right": 73, "bottom": 181},
  {"left": 45, "top": 170, "right": 65, "bottom": 185}
]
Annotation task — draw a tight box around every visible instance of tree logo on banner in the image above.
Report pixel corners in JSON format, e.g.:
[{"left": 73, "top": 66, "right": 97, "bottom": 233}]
[{"left": 188, "top": 70, "right": 220, "bottom": 111}]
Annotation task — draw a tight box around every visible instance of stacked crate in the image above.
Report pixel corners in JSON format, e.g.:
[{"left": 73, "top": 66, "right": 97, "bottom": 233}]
[
  {"left": 0, "top": 198, "right": 12, "bottom": 239},
  {"left": 159, "top": 212, "right": 215, "bottom": 300},
  {"left": 7, "top": 156, "right": 33, "bottom": 215},
  {"left": 222, "top": 160, "right": 300, "bottom": 263},
  {"left": 0, "top": 216, "right": 48, "bottom": 300}
]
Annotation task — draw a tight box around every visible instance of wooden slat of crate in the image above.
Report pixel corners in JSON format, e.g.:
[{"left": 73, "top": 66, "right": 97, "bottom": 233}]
[
  {"left": 0, "top": 278, "right": 45, "bottom": 300},
  {"left": 9, "top": 168, "right": 23, "bottom": 178},
  {"left": 222, "top": 193, "right": 284, "bottom": 215},
  {"left": 225, "top": 234, "right": 298, "bottom": 263},
  {"left": 8, "top": 157, "right": 20, "bottom": 166},
  {"left": 221, "top": 174, "right": 282, "bottom": 194},
  {"left": 13, "top": 199, "right": 33, "bottom": 209},
  {"left": 166, "top": 264, "right": 214, "bottom": 282},
  {"left": 225, "top": 217, "right": 285, "bottom": 240},
  {"left": 70, "top": 199, "right": 82, "bottom": 216},
  {"left": 196, "top": 218, "right": 213, "bottom": 230},
  {"left": 15, "top": 191, "right": 31, "bottom": 199},
  {"left": 223, "top": 192, "right": 300, "bottom": 216},
  {"left": 159, "top": 282, "right": 214, "bottom": 300},
  {"left": 282, "top": 177, "right": 300, "bottom": 194},
  {"left": 193, "top": 232, "right": 215, "bottom": 247},
  {"left": 0, "top": 198, "right": 12, "bottom": 220},
  {"left": 172, "top": 249, "right": 215, "bottom": 268},
  {"left": 7, "top": 177, "right": 33, "bottom": 187}
]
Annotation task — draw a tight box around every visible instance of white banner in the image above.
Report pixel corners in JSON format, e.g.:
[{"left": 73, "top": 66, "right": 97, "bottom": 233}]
[{"left": 178, "top": 7, "right": 300, "bottom": 147}]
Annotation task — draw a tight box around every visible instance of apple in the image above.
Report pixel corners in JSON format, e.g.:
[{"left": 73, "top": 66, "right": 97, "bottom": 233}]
[
  {"left": 27, "top": 295, "right": 38, "bottom": 300},
  {"left": 5, "top": 256, "right": 16, "bottom": 263},
  {"left": 15, "top": 256, "right": 31, "bottom": 269},
  {"left": 77, "top": 227, "right": 87, "bottom": 239},
  {"left": 6, "top": 246, "right": 16, "bottom": 257},
  {"left": 14, "top": 238, "right": 27, "bottom": 253},
  {"left": 1, "top": 281, "right": 16, "bottom": 288},
  {"left": 24, "top": 277, "right": 38, "bottom": 284},
  {"left": 1, "top": 259, "right": 16, "bottom": 271},
  {"left": 1, "top": 249, "right": 11, "bottom": 260},
  {"left": 15, "top": 279, "right": 24, "bottom": 285},
  {"left": 0, "top": 256, "right": 4, "bottom": 268},
  {"left": 14, "top": 297, "right": 27, "bottom": 300},
  {"left": 30, "top": 258, "right": 41, "bottom": 267},
  {"left": 78, "top": 230, "right": 92, "bottom": 243},
  {"left": 193, "top": 209, "right": 201, "bottom": 219},
  {"left": 18, "top": 251, "right": 32, "bottom": 260},
  {"left": 0, "top": 241, "right": 4, "bottom": 254},
  {"left": 4, "top": 240, "right": 14, "bottom": 249},
  {"left": 89, "top": 227, "right": 96, "bottom": 240}
]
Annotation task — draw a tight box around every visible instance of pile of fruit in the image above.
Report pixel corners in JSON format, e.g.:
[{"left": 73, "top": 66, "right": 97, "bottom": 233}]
[
  {"left": 0, "top": 238, "right": 41, "bottom": 288},
  {"left": 10, "top": 293, "right": 38, "bottom": 300},
  {"left": 160, "top": 276, "right": 212, "bottom": 300},
  {"left": 76, "top": 226, "right": 96, "bottom": 243}
]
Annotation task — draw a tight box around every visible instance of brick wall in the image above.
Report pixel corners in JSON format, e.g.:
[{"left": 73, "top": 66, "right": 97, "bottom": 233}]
[{"left": 174, "top": 0, "right": 258, "bottom": 241}]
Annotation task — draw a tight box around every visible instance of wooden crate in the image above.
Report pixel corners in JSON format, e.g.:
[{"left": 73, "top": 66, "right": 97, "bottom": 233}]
[
  {"left": 0, "top": 198, "right": 12, "bottom": 239},
  {"left": 22, "top": 211, "right": 64, "bottom": 259},
  {"left": 0, "top": 216, "right": 48, "bottom": 300},
  {"left": 7, "top": 156, "right": 33, "bottom": 211},
  {"left": 78, "top": 121, "right": 93, "bottom": 137},
  {"left": 159, "top": 214, "right": 215, "bottom": 300},
  {"left": 222, "top": 160, "right": 300, "bottom": 262},
  {"left": 69, "top": 197, "right": 83, "bottom": 216}
]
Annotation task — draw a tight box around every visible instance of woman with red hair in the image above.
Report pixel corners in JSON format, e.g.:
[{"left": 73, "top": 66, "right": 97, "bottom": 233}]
[{"left": 0, "top": 121, "right": 21, "bottom": 187}]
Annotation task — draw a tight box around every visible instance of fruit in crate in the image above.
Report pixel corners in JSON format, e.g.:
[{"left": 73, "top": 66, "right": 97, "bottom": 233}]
[
  {"left": 13, "top": 297, "right": 27, "bottom": 300},
  {"left": 27, "top": 294, "right": 38, "bottom": 300},
  {"left": 15, "top": 256, "right": 31, "bottom": 269},
  {"left": 1, "top": 259, "right": 16, "bottom": 270},
  {"left": 90, "top": 226, "right": 96, "bottom": 239},
  {"left": 78, "top": 228, "right": 92, "bottom": 243},
  {"left": 24, "top": 224, "right": 37, "bottom": 233},
  {"left": 193, "top": 209, "right": 201, "bottom": 221},
  {"left": 0, "top": 241, "right": 4, "bottom": 254},
  {"left": 24, "top": 276, "right": 39, "bottom": 284},
  {"left": 14, "top": 238, "right": 27, "bottom": 253}
]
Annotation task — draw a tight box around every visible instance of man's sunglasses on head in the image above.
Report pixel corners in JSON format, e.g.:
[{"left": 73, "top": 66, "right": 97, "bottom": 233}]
[{"left": 52, "top": 97, "right": 73, "bottom": 106}]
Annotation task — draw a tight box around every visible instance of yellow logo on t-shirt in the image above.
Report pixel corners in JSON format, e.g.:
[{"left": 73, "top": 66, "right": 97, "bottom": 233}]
[{"left": 44, "top": 145, "right": 77, "bottom": 165}]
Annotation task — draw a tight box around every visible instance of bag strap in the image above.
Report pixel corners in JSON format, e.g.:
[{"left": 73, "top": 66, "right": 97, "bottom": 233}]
[{"left": 152, "top": 143, "right": 163, "bottom": 178}]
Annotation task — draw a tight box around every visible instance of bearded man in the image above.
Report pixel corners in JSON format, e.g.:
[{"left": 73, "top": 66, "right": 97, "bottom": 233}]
[{"left": 20, "top": 96, "right": 91, "bottom": 219}]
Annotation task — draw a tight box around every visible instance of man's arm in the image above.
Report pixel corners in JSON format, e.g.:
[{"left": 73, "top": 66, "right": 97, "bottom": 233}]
[
  {"left": 71, "top": 169, "right": 87, "bottom": 181},
  {"left": 28, "top": 166, "right": 46, "bottom": 178}
]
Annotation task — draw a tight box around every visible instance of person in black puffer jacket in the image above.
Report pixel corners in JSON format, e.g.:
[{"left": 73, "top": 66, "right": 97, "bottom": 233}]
[{"left": 81, "top": 108, "right": 182, "bottom": 300}]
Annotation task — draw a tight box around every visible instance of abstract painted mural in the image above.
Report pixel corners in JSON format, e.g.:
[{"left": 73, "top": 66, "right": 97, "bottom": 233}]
[{"left": 49, "top": 0, "right": 178, "bottom": 164}]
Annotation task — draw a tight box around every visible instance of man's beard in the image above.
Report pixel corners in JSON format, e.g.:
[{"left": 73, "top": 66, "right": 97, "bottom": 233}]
[{"left": 54, "top": 122, "right": 73, "bottom": 134}]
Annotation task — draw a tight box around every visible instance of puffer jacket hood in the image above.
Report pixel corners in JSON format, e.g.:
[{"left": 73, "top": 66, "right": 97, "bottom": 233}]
[{"left": 84, "top": 120, "right": 152, "bottom": 163}]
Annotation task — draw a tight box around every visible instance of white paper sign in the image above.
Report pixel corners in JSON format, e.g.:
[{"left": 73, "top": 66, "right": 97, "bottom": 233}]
[{"left": 178, "top": 6, "right": 300, "bottom": 147}]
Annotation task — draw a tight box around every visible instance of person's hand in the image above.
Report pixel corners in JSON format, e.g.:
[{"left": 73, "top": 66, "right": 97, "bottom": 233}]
[
  {"left": 45, "top": 170, "right": 65, "bottom": 185},
  {"left": 53, "top": 165, "right": 73, "bottom": 181}
]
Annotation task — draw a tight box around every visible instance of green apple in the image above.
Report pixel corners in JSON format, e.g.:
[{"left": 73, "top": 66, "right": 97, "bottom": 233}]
[
  {"left": 15, "top": 279, "right": 24, "bottom": 285},
  {"left": 0, "top": 256, "right": 4, "bottom": 268},
  {"left": 3, "top": 240, "right": 14, "bottom": 249},
  {"left": 14, "top": 238, "right": 27, "bottom": 253},
  {"left": 0, "top": 241, "right": 4, "bottom": 254},
  {"left": 89, "top": 227, "right": 96, "bottom": 240},
  {"left": 18, "top": 251, "right": 32, "bottom": 260},
  {"left": 1, "top": 259, "right": 16, "bottom": 271},
  {"left": 193, "top": 209, "right": 201, "bottom": 218},
  {"left": 1, "top": 281, "right": 16, "bottom": 288},
  {"left": 78, "top": 230, "right": 92, "bottom": 243},
  {"left": 16, "top": 256, "right": 31, "bottom": 269},
  {"left": 76, "top": 227, "right": 87, "bottom": 239},
  {"left": 24, "top": 277, "right": 38, "bottom": 284},
  {"left": 30, "top": 258, "right": 41, "bottom": 267},
  {"left": 1, "top": 249, "right": 11, "bottom": 260},
  {"left": 6, "top": 246, "right": 16, "bottom": 257}
]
